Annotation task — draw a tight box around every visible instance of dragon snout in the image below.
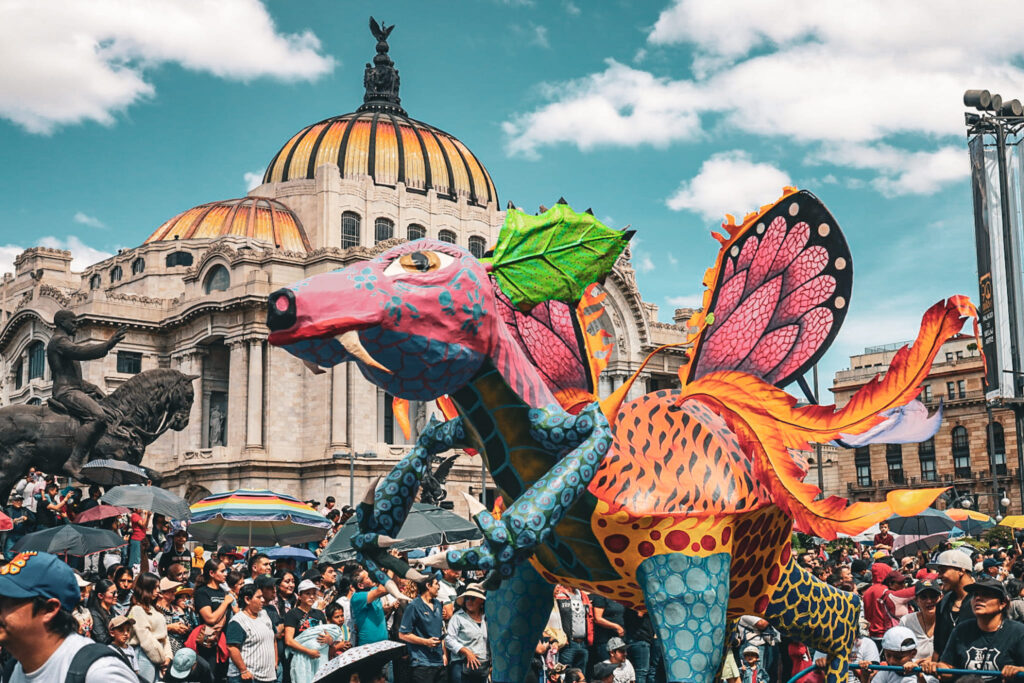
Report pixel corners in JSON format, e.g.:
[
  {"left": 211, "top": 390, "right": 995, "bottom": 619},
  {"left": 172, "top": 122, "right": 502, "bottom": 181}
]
[{"left": 266, "top": 288, "right": 296, "bottom": 331}]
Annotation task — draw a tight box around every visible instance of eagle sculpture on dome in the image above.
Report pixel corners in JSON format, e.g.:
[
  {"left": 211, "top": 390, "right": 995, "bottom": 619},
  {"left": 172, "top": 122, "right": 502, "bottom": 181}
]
[{"left": 369, "top": 17, "right": 394, "bottom": 45}]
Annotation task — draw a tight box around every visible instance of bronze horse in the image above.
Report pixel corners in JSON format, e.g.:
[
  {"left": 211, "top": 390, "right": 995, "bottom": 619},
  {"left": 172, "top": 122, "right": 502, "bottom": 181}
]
[{"left": 0, "top": 369, "right": 196, "bottom": 502}]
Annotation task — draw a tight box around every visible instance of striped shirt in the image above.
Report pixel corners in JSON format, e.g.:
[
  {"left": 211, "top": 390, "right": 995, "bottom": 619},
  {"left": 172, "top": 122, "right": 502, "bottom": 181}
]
[{"left": 226, "top": 610, "right": 277, "bottom": 681}]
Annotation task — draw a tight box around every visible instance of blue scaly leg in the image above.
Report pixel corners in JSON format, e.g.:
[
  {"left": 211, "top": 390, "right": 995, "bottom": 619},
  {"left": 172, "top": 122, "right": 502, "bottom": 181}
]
[
  {"left": 350, "top": 416, "right": 467, "bottom": 598},
  {"left": 486, "top": 561, "right": 555, "bottom": 683},
  {"left": 637, "top": 552, "right": 732, "bottom": 683},
  {"left": 422, "top": 402, "right": 611, "bottom": 580}
]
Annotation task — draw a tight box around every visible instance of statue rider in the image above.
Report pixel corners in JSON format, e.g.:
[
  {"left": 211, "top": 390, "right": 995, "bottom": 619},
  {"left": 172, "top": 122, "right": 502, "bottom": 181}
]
[{"left": 46, "top": 309, "right": 126, "bottom": 477}]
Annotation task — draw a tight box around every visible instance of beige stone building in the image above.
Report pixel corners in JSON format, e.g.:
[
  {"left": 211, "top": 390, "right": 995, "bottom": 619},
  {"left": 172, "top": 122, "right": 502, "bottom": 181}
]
[
  {"left": 0, "top": 30, "right": 691, "bottom": 518},
  {"left": 831, "top": 334, "right": 1023, "bottom": 517}
]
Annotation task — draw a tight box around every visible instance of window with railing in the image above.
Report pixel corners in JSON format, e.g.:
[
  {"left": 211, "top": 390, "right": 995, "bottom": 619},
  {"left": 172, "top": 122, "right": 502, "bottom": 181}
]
[
  {"left": 89, "top": 273, "right": 101, "bottom": 290},
  {"left": 886, "top": 443, "right": 905, "bottom": 484},
  {"left": 953, "top": 426, "right": 971, "bottom": 478},
  {"left": 468, "top": 236, "right": 487, "bottom": 259},
  {"left": 374, "top": 217, "right": 394, "bottom": 244},
  {"left": 438, "top": 229, "right": 457, "bottom": 244},
  {"left": 342, "top": 212, "right": 361, "bottom": 248},
  {"left": 131, "top": 258, "right": 145, "bottom": 275},
  {"left": 407, "top": 223, "right": 426, "bottom": 241},
  {"left": 110, "top": 265, "right": 122, "bottom": 283},
  {"left": 989, "top": 422, "right": 1007, "bottom": 475},
  {"left": 947, "top": 382, "right": 956, "bottom": 400},
  {"left": 855, "top": 446, "right": 872, "bottom": 487},
  {"left": 921, "top": 385, "right": 932, "bottom": 403},
  {"left": 919, "top": 438, "right": 937, "bottom": 481},
  {"left": 957, "top": 379, "right": 966, "bottom": 398},
  {"left": 117, "top": 351, "right": 142, "bottom": 375},
  {"left": 13, "top": 358, "right": 22, "bottom": 390},
  {"left": 165, "top": 251, "right": 193, "bottom": 267}
]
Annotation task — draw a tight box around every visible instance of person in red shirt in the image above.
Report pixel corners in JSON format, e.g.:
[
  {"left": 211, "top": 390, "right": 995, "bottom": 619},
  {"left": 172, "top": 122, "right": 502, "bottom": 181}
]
[
  {"left": 864, "top": 564, "right": 902, "bottom": 644},
  {"left": 129, "top": 508, "right": 150, "bottom": 569},
  {"left": 873, "top": 521, "right": 895, "bottom": 553}
]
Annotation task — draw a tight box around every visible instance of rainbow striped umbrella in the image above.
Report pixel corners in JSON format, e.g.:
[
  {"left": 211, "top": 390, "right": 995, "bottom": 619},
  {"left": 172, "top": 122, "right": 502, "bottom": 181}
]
[{"left": 188, "top": 489, "right": 331, "bottom": 546}]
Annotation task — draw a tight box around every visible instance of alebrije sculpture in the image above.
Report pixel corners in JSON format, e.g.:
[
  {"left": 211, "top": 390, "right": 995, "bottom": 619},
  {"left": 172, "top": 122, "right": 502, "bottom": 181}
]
[{"left": 267, "top": 189, "right": 974, "bottom": 683}]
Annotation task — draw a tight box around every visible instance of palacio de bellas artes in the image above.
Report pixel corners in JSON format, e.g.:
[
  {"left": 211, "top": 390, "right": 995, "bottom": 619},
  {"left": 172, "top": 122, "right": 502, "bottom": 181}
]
[{"left": 0, "top": 21, "right": 690, "bottom": 514}]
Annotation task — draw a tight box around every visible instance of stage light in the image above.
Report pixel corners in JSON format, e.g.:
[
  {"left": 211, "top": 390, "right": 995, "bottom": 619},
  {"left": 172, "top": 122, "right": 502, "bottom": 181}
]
[
  {"left": 1000, "top": 99, "right": 1024, "bottom": 117},
  {"left": 965, "top": 112, "right": 981, "bottom": 126},
  {"left": 991, "top": 94, "right": 1003, "bottom": 113},
  {"left": 965, "top": 89, "right": 993, "bottom": 110}
]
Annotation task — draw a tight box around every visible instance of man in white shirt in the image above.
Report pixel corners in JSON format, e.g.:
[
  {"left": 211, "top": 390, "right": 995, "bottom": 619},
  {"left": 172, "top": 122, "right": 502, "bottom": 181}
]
[
  {"left": 0, "top": 551, "right": 137, "bottom": 682},
  {"left": 600, "top": 636, "right": 635, "bottom": 683}
]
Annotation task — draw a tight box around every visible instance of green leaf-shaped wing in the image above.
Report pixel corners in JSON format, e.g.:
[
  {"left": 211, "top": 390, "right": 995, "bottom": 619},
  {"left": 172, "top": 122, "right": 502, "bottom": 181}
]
[{"left": 481, "top": 204, "right": 633, "bottom": 310}]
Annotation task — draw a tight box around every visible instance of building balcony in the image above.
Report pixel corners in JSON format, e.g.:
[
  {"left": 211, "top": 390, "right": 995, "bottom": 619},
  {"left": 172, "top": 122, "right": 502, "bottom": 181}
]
[{"left": 847, "top": 468, "right": 1020, "bottom": 494}]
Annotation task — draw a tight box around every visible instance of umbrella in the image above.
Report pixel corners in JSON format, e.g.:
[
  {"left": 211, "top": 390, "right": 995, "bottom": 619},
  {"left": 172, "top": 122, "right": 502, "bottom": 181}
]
[
  {"left": 80, "top": 459, "right": 149, "bottom": 486},
  {"left": 102, "top": 485, "right": 191, "bottom": 520},
  {"left": 259, "top": 546, "right": 317, "bottom": 561},
  {"left": 946, "top": 509, "right": 995, "bottom": 536},
  {"left": 886, "top": 509, "right": 955, "bottom": 537},
  {"left": 319, "top": 502, "right": 482, "bottom": 564},
  {"left": 75, "top": 504, "right": 129, "bottom": 525},
  {"left": 0, "top": 511, "right": 12, "bottom": 533},
  {"left": 893, "top": 532, "right": 948, "bottom": 560},
  {"left": 189, "top": 489, "right": 331, "bottom": 547},
  {"left": 999, "top": 515, "right": 1024, "bottom": 529},
  {"left": 312, "top": 641, "right": 406, "bottom": 683},
  {"left": 12, "top": 524, "right": 126, "bottom": 556}
]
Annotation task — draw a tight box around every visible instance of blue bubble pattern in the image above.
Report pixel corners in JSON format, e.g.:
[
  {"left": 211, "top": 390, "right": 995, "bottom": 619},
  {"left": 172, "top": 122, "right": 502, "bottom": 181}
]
[
  {"left": 637, "top": 552, "right": 730, "bottom": 683},
  {"left": 486, "top": 562, "right": 555, "bottom": 683}
]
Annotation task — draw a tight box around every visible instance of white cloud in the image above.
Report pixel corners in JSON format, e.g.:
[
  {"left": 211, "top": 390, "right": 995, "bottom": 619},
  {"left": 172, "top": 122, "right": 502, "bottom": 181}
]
[
  {"left": 0, "top": 246, "right": 23, "bottom": 278},
  {"left": 0, "top": 0, "right": 335, "bottom": 134},
  {"left": 667, "top": 252, "right": 679, "bottom": 266},
  {"left": 635, "top": 253, "right": 655, "bottom": 273},
  {"left": 504, "top": 0, "right": 1024, "bottom": 195},
  {"left": 564, "top": 2, "right": 581, "bottom": 16},
  {"left": 37, "top": 236, "right": 113, "bottom": 272},
  {"left": 667, "top": 294, "right": 703, "bottom": 308},
  {"left": 73, "top": 212, "right": 106, "bottom": 229},
  {"left": 820, "top": 143, "right": 968, "bottom": 197},
  {"left": 666, "top": 151, "right": 791, "bottom": 220},
  {"left": 244, "top": 170, "right": 265, "bottom": 192},
  {"left": 532, "top": 25, "right": 550, "bottom": 49},
  {"left": 503, "top": 60, "right": 705, "bottom": 159}
]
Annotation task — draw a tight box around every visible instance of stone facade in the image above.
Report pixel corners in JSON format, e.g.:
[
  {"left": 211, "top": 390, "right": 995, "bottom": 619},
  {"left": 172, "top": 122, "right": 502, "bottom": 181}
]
[
  {"left": 831, "top": 334, "right": 1023, "bottom": 517},
  {"left": 0, "top": 138, "right": 690, "bottom": 522}
]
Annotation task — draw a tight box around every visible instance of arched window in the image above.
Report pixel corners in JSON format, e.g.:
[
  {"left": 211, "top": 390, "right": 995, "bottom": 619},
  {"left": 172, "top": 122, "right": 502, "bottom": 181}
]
[
  {"left": 203, "top": 265, "right": 230, "bottom": 293},
  {"left": 13, "top": 358, "right": 23, "bottom": 390},
  {"left": 918, "top": 438, "right": 936, "bottom": 481},
  {"left": 407, "top": 224, "right": 426, "bottom": 241},
  {"left": 374, "top": 217, "right": 394, "bottom": 244},
  {"left": 468, "top": 236, "right": 487, "bottom": 259},
  {"left": 89, "top": 274, "right": 101, "bottom": 290},
  {"left": 27, "top": 341, "right": 45, "bottom": 380},
  {"left": 988, "top": 422, "right": 1007, "bottom": 475},
  {"left": 438, "top": 229, "right": 457, "bottom": 244},
  {"left": 165, "top": 251, "right": 193, "bottom": 267},
  {"left": 342, "top": 212, "right": 361, "bottom": 248},
  {"left": 110, "top": 265, "right": 122, "bottom": 283},
  {"left": 855, "top": 446, "right": 871, "bottom": 487},
  {"left": 131, "top": 258, "right": 145, "bottom": 275},
  {"left": 885, "top": 443, "right": 904, "bottom": 484},
  {"left": 26, "top": 397, "right": 41, "bottom": 406},
  {"left": 952, "top": 426, "right": 970, "bottom": 479}
]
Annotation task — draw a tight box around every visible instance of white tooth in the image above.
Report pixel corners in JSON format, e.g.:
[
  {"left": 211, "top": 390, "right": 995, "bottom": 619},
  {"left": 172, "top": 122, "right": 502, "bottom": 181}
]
[
  {"left": 302, "top": 360, "right": 326, "bottom": 375},
  {"left": 462, "top": 492, "right": 486, "bottom": 519},
  {"left": 419, "top": 551, "right": 450, "bottom": 569},
  {"left": 337, "top": 330, "right": 392, "bottom": 374}
]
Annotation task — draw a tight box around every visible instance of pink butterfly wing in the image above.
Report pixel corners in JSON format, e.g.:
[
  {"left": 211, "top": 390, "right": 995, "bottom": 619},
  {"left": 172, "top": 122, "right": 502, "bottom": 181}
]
[{"left": 688, "top": 190, "right": 852, "bottom": 388}]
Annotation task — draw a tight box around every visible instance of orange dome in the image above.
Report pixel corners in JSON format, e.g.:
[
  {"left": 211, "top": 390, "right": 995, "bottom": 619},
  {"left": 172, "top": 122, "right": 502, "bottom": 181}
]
[
  {"left": 262, "top": 111, "right": 497, "bottom": 208},
  {"left": 144, "top": 197, "right": 311, "bottom": 253}
]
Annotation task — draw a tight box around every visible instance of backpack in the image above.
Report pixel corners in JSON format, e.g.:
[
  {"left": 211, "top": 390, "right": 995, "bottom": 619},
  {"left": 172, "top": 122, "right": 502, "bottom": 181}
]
[{"left": 64, "top": 643, "right": 132, "bottom": 683}]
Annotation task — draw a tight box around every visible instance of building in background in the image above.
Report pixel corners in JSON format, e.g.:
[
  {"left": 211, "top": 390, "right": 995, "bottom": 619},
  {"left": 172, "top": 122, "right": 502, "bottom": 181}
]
[
  {"left": 832, "top": 334, "right": 1021, "bottom": 517},
  {"left": 0, "top": 26, "right": 690, "bottom": 516}
]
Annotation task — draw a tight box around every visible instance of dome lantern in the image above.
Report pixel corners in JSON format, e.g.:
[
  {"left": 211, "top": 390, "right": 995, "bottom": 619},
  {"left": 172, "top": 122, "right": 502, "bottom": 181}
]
[{"left": 358, "top": 17, "right": 406, "bottom": 116}]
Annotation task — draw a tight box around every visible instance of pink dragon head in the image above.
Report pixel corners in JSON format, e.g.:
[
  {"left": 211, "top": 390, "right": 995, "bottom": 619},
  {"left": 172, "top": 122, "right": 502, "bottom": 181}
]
[{"left": 267, "top": 239, "right": 501, "bottom": 400}]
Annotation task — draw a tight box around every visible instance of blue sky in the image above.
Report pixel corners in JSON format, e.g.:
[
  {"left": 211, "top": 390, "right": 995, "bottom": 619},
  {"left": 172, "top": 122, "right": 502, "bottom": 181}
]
[{"left": 3, "top": 0, "right": 1023, "bottom": 391}]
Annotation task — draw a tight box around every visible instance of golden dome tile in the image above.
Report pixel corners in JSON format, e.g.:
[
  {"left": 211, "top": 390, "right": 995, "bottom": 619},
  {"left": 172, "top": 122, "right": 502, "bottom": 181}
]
[{"left": 143, "top": 197, "right": 311, "bottom": 253}]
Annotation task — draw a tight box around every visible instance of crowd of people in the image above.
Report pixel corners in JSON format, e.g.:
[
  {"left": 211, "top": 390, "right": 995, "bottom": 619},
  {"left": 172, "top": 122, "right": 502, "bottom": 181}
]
[{"left": 3, "top": 476, "right": 1024, "bottom": 683}]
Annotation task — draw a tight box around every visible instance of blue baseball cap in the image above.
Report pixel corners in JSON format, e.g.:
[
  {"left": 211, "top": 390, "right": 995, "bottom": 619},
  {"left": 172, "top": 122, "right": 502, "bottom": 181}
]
[{"left": 0, "top": 552, "right": 80, "bottom": 611}]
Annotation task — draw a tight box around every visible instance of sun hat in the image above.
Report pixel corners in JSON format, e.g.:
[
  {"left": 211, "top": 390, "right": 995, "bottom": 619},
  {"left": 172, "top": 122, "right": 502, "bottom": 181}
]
[
  {"left": 0, "top": 552, "right": 81, "bottom": 611},
  {"left": 109, "top": 614, "right": 135, "bottom": 629},
  {"left": 881, "top": 625, "right": 918, "bottom": 652},
  {"left": 454, "top": 583, "right": 486, "bottom": 608},
  {"left": 297, "top": 579, "right": 319, "bottom": 593},
  {"left": 73, "top": 572, "right": 93, "bottom": 589},
  {"left": 930, "top": 549, "right": 972, "bottom": 571},
  {"left": 743, "top": 645, "right": 760, "bottom": 656},
  {"left": 159, "top": 577, "right": 182, "bottom": 592},
  {"left": 168, "top": 648, "right": 197, "bottom": 680}
]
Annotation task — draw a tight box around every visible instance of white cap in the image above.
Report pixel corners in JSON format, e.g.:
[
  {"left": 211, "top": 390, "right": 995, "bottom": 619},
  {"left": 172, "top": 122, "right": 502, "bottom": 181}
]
[
  {"left": 297, "top": 579, "right": 319, "bottom": 593},
  {"left": 743, "top": 645, "right": 760, "bottom": 656},
  {"left": 881, "top": 626, "right": 918, "bottom": 653},
  {"left": 930, "top": 549, "right": 972, "bottom": 571}
]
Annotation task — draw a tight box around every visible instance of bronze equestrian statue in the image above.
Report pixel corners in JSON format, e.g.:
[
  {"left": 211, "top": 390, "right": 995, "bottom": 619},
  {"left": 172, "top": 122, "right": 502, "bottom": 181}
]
[{"left": 0, "top": 310, "right": 197, "bottom": 502}]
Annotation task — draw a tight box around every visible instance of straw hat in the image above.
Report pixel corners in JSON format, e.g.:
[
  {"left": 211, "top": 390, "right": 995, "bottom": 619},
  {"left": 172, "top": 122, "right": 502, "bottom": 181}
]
[{"left": 454, "top": 583, "right": 486, "bottom": 609}]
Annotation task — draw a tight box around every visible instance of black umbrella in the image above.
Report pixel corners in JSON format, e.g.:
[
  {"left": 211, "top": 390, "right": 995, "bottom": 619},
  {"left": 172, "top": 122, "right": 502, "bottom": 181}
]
[
  {"left": 101, "top": 484, "right": 191, "bottom": 520},
  {"left": 319, "top": 502, "right": 481, "bottom": 564},
  {"left": 886, "top": 509, "right": 955, "bottom": 537},
  {"left": 12, "top": 524, "right": 126, "bottom": 556},
  {"left": 313, "top": 641, "right": 406, "bottom": 683},
  {"left": 80, "top": 459, "right": 149, "bottom": 486}
]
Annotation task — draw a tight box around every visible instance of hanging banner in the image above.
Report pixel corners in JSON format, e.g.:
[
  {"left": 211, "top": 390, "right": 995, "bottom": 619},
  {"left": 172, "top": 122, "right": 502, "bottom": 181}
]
[{"left": 971, "top": 136, "right": 1001, "bottom": 394}]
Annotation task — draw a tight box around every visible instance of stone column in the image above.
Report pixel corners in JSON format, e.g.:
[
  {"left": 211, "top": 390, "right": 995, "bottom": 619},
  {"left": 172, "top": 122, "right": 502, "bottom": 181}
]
[
  {"left": 331, "top": 362, "right": 348, "bottom": 447},
  {"left": 227, "top": 340, "right": 247, "bottom": 451},
  {"left": 175, "top": 350, "right": 204, "bottom": 453},
  {"left": 246, "top": 340, "right": 263, "bottom": 449}
]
